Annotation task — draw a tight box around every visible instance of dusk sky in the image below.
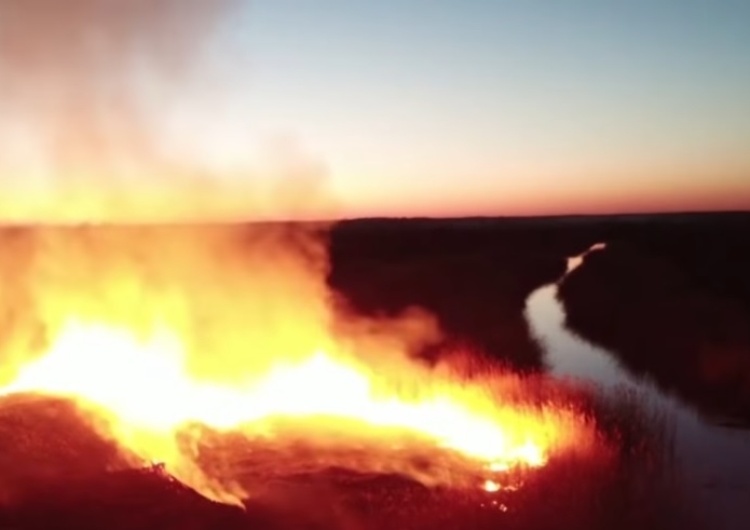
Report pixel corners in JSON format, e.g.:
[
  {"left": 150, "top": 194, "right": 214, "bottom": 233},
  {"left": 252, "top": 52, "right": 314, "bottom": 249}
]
[{"left": 0, "top": 0, "right": 749, "bottom": 220}]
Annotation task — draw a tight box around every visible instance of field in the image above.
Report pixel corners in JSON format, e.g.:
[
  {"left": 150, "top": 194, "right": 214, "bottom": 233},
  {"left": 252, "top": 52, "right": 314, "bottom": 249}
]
[{"left": 1, "top": 211, "right": 748, "bottom": 529}]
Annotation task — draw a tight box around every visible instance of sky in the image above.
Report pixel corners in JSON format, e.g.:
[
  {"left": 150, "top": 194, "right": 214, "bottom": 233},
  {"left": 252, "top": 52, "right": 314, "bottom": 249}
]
[{"left": 0, "top": 0, "right": 749, "bottom": 220}]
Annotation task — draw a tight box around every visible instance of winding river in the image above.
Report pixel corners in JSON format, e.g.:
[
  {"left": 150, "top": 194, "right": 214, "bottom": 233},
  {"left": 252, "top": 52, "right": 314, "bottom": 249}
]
[{"left": 524, "top": 245, "right": 750, "bottom": 530}]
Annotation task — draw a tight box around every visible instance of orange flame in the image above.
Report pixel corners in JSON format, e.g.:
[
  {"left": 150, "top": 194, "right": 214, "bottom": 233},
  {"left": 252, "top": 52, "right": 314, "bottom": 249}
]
[{"left": 0, "top": 225, "right": 595, "bottom": 504}]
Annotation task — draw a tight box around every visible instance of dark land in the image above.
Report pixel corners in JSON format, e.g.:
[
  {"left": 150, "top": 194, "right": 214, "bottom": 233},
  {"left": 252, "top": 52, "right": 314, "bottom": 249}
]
[
  {"left": 2, "top": 210, "right": 749, "bottom": 529},
  {"left": 553, "top": 212, "right": 750, "bottom": 424},
  {"left": 330, "top": 211, "right": 750, "bottom": 424}
]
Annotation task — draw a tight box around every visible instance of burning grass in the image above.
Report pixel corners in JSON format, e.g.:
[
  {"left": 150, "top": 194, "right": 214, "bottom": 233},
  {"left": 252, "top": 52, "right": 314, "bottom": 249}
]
[
  {"left": 0, "top": 379, "right": 701, "bottom": 530},
  {"left": 0, "top": 224, "right": 706, "bottom": 528},
  {"left": 0, "top": 224, "right": 600, "bottom": 504},
  {"left": 0, "top": 339, "right": 598, "bottom": 503}
]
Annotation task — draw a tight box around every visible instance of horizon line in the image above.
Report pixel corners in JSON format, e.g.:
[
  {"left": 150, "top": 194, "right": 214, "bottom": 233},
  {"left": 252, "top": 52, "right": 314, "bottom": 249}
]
[{"left": 0, "top": 209, "right": 747, "bottom": 228}]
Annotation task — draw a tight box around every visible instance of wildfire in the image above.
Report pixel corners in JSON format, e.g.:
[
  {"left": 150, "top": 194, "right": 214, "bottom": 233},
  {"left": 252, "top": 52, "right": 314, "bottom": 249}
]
[
  {"left": 0, "top": 225, "right": 595, "bottom": 505},
  {"left": 0, "top": 0, "right": 599, "bottom": 509}
]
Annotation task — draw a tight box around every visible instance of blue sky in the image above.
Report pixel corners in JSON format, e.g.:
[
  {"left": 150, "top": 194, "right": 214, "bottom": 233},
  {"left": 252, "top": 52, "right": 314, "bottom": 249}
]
[
  {"left": 2, "top": 0, "right": 749, "bottom": 220},
  {"left": 207, "top": 0, "right": 750, "bottom": 216}
]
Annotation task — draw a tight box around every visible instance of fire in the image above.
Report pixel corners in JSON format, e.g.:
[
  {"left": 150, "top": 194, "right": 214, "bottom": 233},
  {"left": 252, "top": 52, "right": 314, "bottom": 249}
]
[
  {"left": 0, "top": 225, "right": 595, "bottom": 505},
  {"left": 0, "top": 0, "right": 597, "bottom": 507},
  {"left": 483, "top": 479, "right": 502, "bottom": 493}
]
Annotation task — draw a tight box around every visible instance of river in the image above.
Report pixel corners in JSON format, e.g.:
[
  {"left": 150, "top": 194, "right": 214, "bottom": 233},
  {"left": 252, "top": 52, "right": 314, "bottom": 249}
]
[{"left": 524, "top": 246, "right": 750, "bottom": 530}]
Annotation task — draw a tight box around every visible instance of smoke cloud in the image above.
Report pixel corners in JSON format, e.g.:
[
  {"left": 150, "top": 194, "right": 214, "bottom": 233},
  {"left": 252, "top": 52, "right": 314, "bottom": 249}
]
[
  {"left": 0, "top": 2, "right": 450, "bottom": 504},
  {"left": 0, "top": 0, "right": 331, "bottom": 222}
]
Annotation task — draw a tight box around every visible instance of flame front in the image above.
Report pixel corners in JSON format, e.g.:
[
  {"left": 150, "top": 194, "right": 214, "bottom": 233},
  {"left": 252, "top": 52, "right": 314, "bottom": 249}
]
[
  {"left": 2, "top": 320, "right": 552, "bottom": 463},
  {"left": 0, "top": 225, "right": 594, "bottom": 504}
]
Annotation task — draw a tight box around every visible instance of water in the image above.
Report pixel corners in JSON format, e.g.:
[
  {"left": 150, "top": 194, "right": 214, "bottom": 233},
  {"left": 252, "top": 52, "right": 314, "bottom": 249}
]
[{"left": 524, "top": 248, "right": 750, "bottom": 530}]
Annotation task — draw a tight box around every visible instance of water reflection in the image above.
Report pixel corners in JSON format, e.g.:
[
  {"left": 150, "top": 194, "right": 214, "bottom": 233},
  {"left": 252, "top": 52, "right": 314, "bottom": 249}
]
[
  {"left": 565, "top": 242, "right": 607, "bottom": 276},
  {"left": 525, "top": 261, "right": 750, "bottom": 530}
]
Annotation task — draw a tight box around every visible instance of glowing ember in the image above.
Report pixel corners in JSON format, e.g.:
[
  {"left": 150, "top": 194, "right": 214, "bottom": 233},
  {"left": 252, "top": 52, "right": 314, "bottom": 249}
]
[
  {"left": 0, "top": 226, "right": 596, "bottom": 504},
  {"left": 483, "top": 479, "right": 502, "bottom": 493}
]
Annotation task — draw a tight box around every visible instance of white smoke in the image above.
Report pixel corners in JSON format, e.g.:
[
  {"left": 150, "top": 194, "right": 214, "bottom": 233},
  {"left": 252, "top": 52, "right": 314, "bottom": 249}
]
[{"left": 0, "top": 0, "right": 332, "bottom": 222}]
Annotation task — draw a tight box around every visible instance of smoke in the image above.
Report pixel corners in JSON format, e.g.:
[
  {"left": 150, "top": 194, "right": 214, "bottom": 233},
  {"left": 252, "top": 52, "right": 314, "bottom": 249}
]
[
  {"left": 0, "top": 2, "right": 448, "bottom": 504},
  {"left": 0, "top": 0, "right": 331, "bottom": 222}
]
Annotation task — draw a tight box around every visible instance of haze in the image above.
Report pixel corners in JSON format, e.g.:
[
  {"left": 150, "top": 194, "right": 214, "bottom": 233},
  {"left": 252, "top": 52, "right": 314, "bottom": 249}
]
[{"left": 0, "top": 0, "right": 748, "bottom": 221}]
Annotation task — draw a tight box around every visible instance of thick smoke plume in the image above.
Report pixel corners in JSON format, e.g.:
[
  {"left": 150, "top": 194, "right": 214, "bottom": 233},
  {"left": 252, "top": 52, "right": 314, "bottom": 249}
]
[
  {"left": 0, "top": 0, "right": 330, "bottom": 221},
  {"left": 0, "top": 1, "right": 454, "bottom": 505}
]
